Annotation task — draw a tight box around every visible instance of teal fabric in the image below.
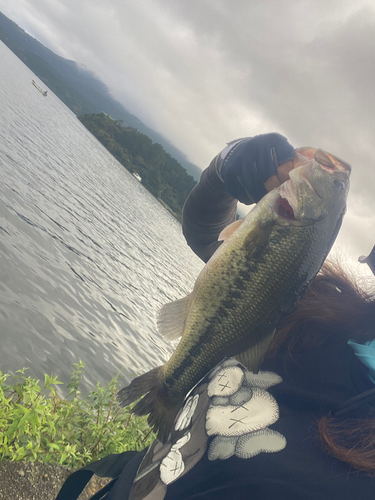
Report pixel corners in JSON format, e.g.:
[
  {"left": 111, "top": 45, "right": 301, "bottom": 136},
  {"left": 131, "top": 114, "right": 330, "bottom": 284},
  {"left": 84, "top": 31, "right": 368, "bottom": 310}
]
[{"left": 348, "top": 339, "right": 375, "bottom": 384}]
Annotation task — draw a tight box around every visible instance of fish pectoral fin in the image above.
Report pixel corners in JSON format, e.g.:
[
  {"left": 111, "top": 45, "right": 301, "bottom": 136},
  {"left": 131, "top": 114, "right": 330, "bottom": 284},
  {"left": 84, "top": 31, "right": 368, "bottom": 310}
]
[
  {"left": 218, "top": 219, "right": 244, "bottom": 241},
  {"left": 235, "top": 329, "right": 275, "bottom": 373},
  {"left": 157, "top": 293, "right": 193, "bottom": 341}
]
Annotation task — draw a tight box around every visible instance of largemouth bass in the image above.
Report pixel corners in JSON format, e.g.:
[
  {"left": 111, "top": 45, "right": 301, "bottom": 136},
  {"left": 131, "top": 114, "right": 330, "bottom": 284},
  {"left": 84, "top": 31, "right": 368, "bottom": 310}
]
[{"left": 118, "top": 147, "right": 351, "bottom": 443}]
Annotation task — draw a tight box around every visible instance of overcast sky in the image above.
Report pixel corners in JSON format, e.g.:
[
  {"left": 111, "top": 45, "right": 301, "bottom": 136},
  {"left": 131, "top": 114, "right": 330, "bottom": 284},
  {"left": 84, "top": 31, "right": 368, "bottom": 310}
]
[{"left": 1, "top": 0, "right": 374, "bottom": 274}]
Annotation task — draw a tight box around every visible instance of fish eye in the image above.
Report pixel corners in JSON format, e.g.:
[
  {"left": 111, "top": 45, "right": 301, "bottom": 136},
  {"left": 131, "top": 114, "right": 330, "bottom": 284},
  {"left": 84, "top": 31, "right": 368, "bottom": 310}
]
[{"left": 333, "top": 179, "right": 345, "bottom": 189}]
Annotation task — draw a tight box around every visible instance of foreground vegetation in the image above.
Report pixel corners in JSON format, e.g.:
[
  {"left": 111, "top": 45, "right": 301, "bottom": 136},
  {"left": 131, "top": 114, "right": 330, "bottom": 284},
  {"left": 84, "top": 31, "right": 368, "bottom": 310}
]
[
  {"left": 0, "top": 361, "right": 155, "bottom": 469},
  {"left": 79, "top": 113, "right": 196, "bottom": 221}
]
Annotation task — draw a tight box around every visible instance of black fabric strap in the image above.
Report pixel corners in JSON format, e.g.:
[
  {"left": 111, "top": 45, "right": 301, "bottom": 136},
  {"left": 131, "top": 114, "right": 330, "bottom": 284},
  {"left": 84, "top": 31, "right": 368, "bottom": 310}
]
[
  {"left": 55, "top": 450, "right": 141, "bottom": 500},
  {"left": 333, "top": 387, "right": 375, "bottom": 417},
  {"left": 101, "top": 447, "right": 148, "bottom": 500}
]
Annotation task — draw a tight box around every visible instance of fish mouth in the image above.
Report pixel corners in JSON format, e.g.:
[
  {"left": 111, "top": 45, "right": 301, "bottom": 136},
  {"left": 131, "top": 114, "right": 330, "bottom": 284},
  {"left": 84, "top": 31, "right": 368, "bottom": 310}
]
[
  {"left": 274, "top": 178, "right": 298, "bottom": 220},
  {"left": 274, "top": 195, "right": 296, "bottom": 220}
]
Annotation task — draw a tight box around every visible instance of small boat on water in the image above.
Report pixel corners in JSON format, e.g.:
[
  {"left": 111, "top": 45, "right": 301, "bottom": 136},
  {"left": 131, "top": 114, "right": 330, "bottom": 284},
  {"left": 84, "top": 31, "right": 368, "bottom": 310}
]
[
  {"left": 32, "top": 80, "right": 48, "bottom": 97},
  {"left": 132, "top": 172, "right": 142, "bottom": 182}
]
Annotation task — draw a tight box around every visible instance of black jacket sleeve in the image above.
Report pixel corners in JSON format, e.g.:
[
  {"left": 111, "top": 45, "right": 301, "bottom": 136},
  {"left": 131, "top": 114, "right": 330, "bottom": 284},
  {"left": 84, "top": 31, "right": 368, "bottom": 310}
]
[{"left": 182, "top": 153, "right": 238, "bottom": 263}]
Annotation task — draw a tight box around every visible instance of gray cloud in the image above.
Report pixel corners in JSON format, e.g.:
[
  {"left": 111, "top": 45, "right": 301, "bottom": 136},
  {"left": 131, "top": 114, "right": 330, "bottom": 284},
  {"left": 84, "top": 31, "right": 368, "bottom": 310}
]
[{"left": 0, "top": 0, "right": 374, "bottom": 268}]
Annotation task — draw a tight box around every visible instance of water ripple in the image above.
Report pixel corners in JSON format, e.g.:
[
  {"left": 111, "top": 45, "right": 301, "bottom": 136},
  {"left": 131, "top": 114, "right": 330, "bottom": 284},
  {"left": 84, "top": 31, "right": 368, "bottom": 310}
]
[{"left": 0, "top": 43, "right": 203, "bottom": 393}]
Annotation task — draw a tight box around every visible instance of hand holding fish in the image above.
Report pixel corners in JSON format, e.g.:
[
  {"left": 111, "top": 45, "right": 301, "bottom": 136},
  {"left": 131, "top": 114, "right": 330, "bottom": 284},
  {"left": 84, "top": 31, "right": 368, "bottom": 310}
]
[{"left": 220, "top": 133, "right": 295, "bottom": 204}]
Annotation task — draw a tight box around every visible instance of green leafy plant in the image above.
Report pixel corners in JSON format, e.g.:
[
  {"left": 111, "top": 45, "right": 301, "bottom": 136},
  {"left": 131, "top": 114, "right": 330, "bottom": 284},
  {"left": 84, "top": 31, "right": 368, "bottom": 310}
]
[{"left": 0, "top": 361, "right": 155, "bottom": 469}]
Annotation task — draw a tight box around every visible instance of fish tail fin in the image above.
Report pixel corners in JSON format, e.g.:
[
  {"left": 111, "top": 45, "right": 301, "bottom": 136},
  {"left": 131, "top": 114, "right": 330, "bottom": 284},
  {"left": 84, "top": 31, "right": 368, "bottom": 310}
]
[{"left": 117, "top": 366, "right": 182, "bottom": 443}]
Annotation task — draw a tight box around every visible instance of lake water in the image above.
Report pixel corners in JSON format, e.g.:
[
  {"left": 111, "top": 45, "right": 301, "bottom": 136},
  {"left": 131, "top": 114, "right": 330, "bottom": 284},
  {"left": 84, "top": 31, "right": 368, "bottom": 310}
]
[{"left": 0, "top": 42, "right": 203, "bottom": 393}]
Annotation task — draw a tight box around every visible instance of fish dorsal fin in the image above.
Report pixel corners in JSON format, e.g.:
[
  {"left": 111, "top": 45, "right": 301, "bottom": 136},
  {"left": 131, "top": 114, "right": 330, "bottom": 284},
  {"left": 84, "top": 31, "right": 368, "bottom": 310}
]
[
  {"left": 218, "top": 219, "right": 244, "bottom": 241},
  {"left": 235, "top": 330, "right": 275, "bottom": 373},
  {"left": 157, "top": 293, "right": 193, "bottom": 341}
]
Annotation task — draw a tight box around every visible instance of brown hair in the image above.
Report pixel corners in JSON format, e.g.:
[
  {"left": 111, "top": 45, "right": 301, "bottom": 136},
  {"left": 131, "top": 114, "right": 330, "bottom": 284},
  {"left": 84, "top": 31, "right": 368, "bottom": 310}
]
[
  {"left": 270, "top": 260, "right": 375, "bottom": 474},
  {"left": 318, "top": 417, "right": 375, "bottom": 474}
]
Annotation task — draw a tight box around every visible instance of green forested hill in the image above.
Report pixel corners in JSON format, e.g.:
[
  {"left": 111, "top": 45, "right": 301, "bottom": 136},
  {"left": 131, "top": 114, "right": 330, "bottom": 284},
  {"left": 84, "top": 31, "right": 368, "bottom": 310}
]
[
  {"left": 79, "top": 113, "right": 196, "bottom": 220},
  {"left": 0, "top": 11, "right": 202, "bottom": 181}
]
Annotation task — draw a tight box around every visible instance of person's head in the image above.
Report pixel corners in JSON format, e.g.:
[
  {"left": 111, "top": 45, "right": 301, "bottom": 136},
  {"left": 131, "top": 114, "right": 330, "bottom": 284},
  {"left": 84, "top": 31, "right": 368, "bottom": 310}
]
[
  {"left": 269, "top": 259, "right": 375, "bottom": 475},
  {"left": 269, "top": 259, "right": 375, "bottom": 358}
]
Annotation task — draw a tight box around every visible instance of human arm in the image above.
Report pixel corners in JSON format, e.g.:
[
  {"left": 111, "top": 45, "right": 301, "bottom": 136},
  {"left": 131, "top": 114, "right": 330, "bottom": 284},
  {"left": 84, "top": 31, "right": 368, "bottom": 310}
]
[
  {"left": 182, "top": 133, "right": 295, "bottom": 262},
  {"left": 182, "top": 151, "right": 238, "bottom": 263}
]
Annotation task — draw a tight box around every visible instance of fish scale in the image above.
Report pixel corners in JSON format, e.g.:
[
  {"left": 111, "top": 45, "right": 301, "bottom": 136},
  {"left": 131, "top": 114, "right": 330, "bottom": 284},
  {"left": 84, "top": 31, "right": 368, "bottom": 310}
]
[{"left": 163, "top": 225, "right": 316, "bottom": 394}]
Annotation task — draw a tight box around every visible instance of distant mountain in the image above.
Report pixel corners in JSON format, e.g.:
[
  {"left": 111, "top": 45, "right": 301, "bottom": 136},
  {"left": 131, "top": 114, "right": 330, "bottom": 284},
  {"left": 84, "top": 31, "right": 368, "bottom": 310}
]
[{"left": 0, "top": 11, "right": 202, "bottom": 180}]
